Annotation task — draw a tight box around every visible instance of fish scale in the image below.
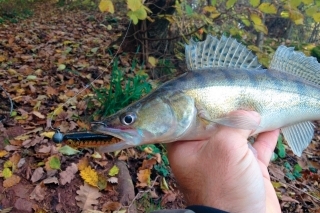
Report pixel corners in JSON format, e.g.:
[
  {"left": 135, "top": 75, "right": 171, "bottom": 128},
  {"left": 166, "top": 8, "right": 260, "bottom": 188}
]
[{"left": 91, "top": 35, "right": 320, "bottom": 156}]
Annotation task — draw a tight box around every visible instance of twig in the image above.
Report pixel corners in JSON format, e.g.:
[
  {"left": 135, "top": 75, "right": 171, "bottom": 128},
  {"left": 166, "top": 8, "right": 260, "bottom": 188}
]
[
  {"left": 120, "top": 175, "right": 161, "bottom": 211},
  {"left": 270, "top": 174, "right": 320, "bottom": 203}
]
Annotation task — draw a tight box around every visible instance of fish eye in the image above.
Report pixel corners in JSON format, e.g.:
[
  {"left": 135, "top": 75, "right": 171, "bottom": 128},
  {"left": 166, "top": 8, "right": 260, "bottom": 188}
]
[{"left": 120, "top": 112, "right": 136, "bottom": 125}]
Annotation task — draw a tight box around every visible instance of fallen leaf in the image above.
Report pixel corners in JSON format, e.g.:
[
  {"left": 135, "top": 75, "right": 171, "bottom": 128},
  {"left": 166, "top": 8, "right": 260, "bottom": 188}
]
[
  {"left": 30, "top": 184, "right": 46, "bottom": 201},
  {"left": 161, "top": 190, "right": 177, "bottom": 205},
  {"left": 102, "top": 201, "right": 121, "bottom": 211},
  {"left": 75, "top": 183, "right": 102, "bottom": 210},
  {"left": 43, "top": 177, "right": 59, "bottom": 185},
  {"left": 80, "top": 166, "right": 98, "bottom": 187},
  {"left": 78, "top": 156, "right": 89, "bottom": 170},
  {"left": 31, "top": 167, "right": 44, "bottom": 183},
  {"left": 59, "top": 163, "right": 78, "bottom": 185},
  {"left": 32, "top": 111, "right": 45, "bottom": 119},
  {"left": 0, "top": 150, "right": 8, "bottom": 157},
  {"left": 3, "top": 175, "right": 21, "bottom": 188},
  {"left": 108, "top": 165, "right": 119, "bottom": 176},
  {"left": 58, "top": 145, "right": 80, "bottom": 155},
  {"left": 136, "top": 169, "right": 151, "bottom": 187}
]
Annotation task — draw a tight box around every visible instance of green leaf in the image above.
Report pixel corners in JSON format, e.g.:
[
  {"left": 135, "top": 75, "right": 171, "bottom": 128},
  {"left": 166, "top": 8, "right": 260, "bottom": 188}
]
[
  {"left": 306, "top": 6, "right": 318, "bottom": 17},
  {"left": 290, "top": 0, "right": 302, "bottom": 7},
  {"left": 211, "top": 0, "right": 217, "bottom": 6},
  {"left": 250, "top": 0, "right": 260, "bottom": 7},
  {"left": 281, "top": 11, "right": 290, "bottom": 18},
  {"left": 284, "top": 162, "right": 292, "bottom": 171},
  {"left": 58, "top": 145, "right": 80, "bottom": 155},
  {"left": 127, "top": 11, "right": 139, "bottom": 24},
  {"left": 49, "top": 156, "right": 61, "bottom": 170},
  {"left": 154, "top": 164, "right": 169, "bottom": 177},
  {"left": 294, "top": 164, "right": 302, "bottom": 173},
  {"left": 276, "top": 135, "right": 286, "bottom": 158},
  {"left": 2, "top": 168, "right": 12, "bottom": 179},
  {"left": 226, "top": 0, "right": 237, "bottom": 9},
  {"left": 286, "top": 172, "right": 296, "bottom": 180},
  {"left": 241, "top": 18, "right": 251, "bottom": 27},
  {"left": 134, "top": 7, "right": 147, "bottom": 20},
  {"left": 185, "top": 4, "right": 193, "bottom": 15},
  {"left": 108, "top": 165, "right": 119, "bottom": 176},
  {"left": 254, "top": 23, "right": 268, "bottom": 34},
  {"left": 127, "top": 0, "right": 142, "bottom": 11},
  {"left": 57, "top": 64, "right": 66, "bottom": 71},
  {"left": 26, "top": 75, "right": 37, "bottom": 80},
  {"left": 258, "top": 3, "right": 277, "bottom": 14}
]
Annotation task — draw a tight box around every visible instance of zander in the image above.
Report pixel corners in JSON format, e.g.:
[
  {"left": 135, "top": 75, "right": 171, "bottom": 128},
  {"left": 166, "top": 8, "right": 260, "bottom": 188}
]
[{"left": 91, "top": 35, "right": 320, "bottom": 156}]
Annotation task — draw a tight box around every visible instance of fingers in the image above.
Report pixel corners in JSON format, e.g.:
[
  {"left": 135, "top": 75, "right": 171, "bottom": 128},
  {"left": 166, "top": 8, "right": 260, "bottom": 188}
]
[{"left": 253, "top": 129, "right": 280, "bottom": 166}]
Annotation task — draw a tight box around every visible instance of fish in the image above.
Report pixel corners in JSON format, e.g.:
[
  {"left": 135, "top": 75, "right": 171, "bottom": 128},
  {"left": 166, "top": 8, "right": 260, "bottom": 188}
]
[{"left": 91, "top": 35, "right": 320, "bottom": 156}]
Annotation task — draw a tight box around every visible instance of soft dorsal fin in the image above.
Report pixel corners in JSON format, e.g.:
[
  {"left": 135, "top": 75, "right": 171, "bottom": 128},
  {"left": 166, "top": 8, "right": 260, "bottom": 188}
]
[
  {"left": 185, "top": 35, "right": 262, "bottom": 71},
  {"left": 270, "top": 46, "right": 320, "bottom": 86}
]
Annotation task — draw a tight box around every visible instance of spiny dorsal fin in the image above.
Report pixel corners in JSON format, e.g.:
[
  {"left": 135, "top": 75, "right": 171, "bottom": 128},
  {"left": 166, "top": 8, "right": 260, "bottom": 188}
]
[
  {"left": 270, "top": 46, "right": 320, "bottom": 86},
  {"left": 185, "top": 35, "right": 262, "bottom": 71}
]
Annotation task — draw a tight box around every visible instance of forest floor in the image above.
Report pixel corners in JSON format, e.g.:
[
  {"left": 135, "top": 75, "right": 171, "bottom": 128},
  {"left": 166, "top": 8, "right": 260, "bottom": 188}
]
[{"left": 1, "top": 2, "right": 320, "bottom": 213}]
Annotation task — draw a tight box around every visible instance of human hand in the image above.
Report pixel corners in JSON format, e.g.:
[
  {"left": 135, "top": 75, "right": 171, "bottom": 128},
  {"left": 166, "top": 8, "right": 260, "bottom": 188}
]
[{"left": 167, "top": 111, "right": 281, "bottom": 213}]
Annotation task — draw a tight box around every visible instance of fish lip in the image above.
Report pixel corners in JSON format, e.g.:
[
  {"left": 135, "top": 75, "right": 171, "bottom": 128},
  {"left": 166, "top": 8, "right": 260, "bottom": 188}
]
[{"left": 92, "top": 125, "right": 142, "bottom": 146}]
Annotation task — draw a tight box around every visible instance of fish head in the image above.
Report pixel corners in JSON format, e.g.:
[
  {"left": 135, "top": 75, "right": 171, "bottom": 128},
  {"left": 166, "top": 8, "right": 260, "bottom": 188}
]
[{"left": 91, "top": 89, "right": 197, "bottom": 152}]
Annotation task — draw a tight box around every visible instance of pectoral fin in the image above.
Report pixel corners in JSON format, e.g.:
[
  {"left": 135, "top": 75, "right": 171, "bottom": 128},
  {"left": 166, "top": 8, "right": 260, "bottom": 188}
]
[
  {"left": 281, "top": 121, "right": 314, "bottom": 157},
  {"left": 212, "top": 114, "right": 260, "bottom": 130}
]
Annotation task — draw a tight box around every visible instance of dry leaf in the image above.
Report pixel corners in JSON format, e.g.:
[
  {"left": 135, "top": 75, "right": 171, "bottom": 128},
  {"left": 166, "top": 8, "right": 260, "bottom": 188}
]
[
  {"left": 43, "top": 177, "right": 59, "bottom": 185},
  {"left": 78, "top": 157, "right": 89, "bottom": 171},
  {"left": 136, "top": 169, "right": 151, "bottom": 187},
  {"left": 102, "top": 201, "right": 121, "bottom": 211},
  {"left": 76, "top": 183, "right": 102, "bottom": 210},
  {"left": 59, "top": 163, "right": 78, "bottom": 185},
  {"left": 3, "top": 175, "right": 21, "bottom": 188},
  {"left": 31, "top": 167, "right": 44, "bottom": 183},
  {"left": 30, "top": 184, "right": 46, "bottom": 201}
]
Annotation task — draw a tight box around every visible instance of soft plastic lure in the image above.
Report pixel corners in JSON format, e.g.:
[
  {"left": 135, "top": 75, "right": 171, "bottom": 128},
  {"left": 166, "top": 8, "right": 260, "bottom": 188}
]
[{"left": 52, "top": 131, "right": 121, "bottom": 148}]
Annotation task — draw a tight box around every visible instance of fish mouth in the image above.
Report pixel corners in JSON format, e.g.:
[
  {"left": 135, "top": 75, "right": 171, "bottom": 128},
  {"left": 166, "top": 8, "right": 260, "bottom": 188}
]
[{"left": 91, "top": 123, "right": 143, "bottom": 153}]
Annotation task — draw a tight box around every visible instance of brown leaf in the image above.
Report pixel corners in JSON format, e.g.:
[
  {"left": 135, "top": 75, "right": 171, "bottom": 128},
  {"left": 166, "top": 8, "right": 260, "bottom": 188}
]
[
  {"left": 3, "top": 175, "right": 21, "bottom": 188},
  {"left": 31, "top": 167, "right": 44, "bottom": 183},
  {"left": 136, "top": 169, "right": 151, "bottom": 188},
  {"left": 59, "top": 163, "right": 78, "bottom": 185},
  {"left": 43, "top": 177, "right": 59, "bottom": 185},
  {"left": 102, "top": 201, "right": 122, "bottom": 211},
  {"left": 140, "top": 158, "right": 157, "bottom": 170},
  {"left": 30, "top": 184, "right": 46, "bottom": 201},
  {"left": 46, "top": 86, "right": 58, "bottom": 96},
  {"left": 161, "top": 190, "right": 177, "bottom": 206},
  {"left": 75, "top": 183, "right": 102, "bottom": 210},
  {"left": 78, "top": 156, "right": 89, "bottom": 171}
]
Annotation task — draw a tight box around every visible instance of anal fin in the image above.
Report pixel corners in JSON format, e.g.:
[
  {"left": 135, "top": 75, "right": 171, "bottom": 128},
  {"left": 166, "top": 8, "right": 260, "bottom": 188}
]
[{"left": 281, "top": 121, "right": 314, "bottom": 156}]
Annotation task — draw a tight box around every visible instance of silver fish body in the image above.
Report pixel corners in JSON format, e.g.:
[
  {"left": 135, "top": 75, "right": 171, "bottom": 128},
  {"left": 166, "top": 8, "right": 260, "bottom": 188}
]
[{"left": 92, "top": 35, "right": 320, "bottom": 156}]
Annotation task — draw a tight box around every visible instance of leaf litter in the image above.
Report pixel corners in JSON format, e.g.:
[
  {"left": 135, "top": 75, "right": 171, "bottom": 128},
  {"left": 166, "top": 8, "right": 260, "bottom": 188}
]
[{"left": 0, "top": 1, "right": 319, "bottom": 213}]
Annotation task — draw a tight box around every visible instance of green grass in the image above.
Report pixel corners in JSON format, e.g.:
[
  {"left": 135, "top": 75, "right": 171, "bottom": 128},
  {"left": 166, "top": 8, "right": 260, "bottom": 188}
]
[
  {"left": 90, "top": 58, "right": 152, "bottom": 118},
  {"left": 0, "top": 0, "right": 33, "bottom": 23}
]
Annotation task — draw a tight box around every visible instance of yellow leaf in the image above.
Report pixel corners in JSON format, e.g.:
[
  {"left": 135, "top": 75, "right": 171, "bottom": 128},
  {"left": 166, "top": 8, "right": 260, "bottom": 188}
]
[
  {"left": 40, "top": 131, "right": 55, "bottom": 139},
  {"left": 248, "top": 45, "right": 261, "bottom": 52},
  {"left": 0, "top": 150, "right": 8, "bottom": 158},
  {"left": 258, "top": 3, "right": 277, "bottom": 14},
  {"left": 14, "top": 134, "right": 30, "bottom": 140},
  {"left": 289, "top": 9, "right": 304, "bottom": 24},
  {"left": 290, "top": 0, "right": 302, "bottom": 7},
  {"left": 127, "top": 0, "right": 143, "bottom": 11},
  {"left": 203, "top": 6, "right": 217, "bottom": 12},
  {"left": 250, "top": 13, "right": 262, "bottom": 25},
  {"left": 0, "top": 55, "right": 6, "bottom": 62},
  {"left": 53, "top": 104, "right": 64, "bottom": 116},
  {"left": 108, "top": 165, "right": 119, "bottom": 176},
  {"left": 313, "top": 13, "right": 320, "bottom": 22},
  {"left": 99, "top": 0, "right": 114, "bottom": 13},
  {"left": 210, "top": 13, "right": 221, "bottom": 19},
  {"left": 226, "top": 0, "right": 237, "bottom": 9},
  {"left": 302, "top": 0, "right": 313, "bottom": 4},
  {"left": 148, "top": 56, "right": 157, "bottom": 67},
  {"left": 250, "top": 0, "right": 260, "bottom": 7},
  {"left": 254, "top": 23, "right": 268, "bottom": 34},
  {"left": 281, "top": 11, "right": 290, "bottom": 18},
  {"left": 306, "top": 6, "right": 318, "bottom": 16},
  {"left": 80, "top": 166, "right": 98, "bottom": 187},
  {"left": 137, "top": 169, "right": 151, "bottom": 187}
]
